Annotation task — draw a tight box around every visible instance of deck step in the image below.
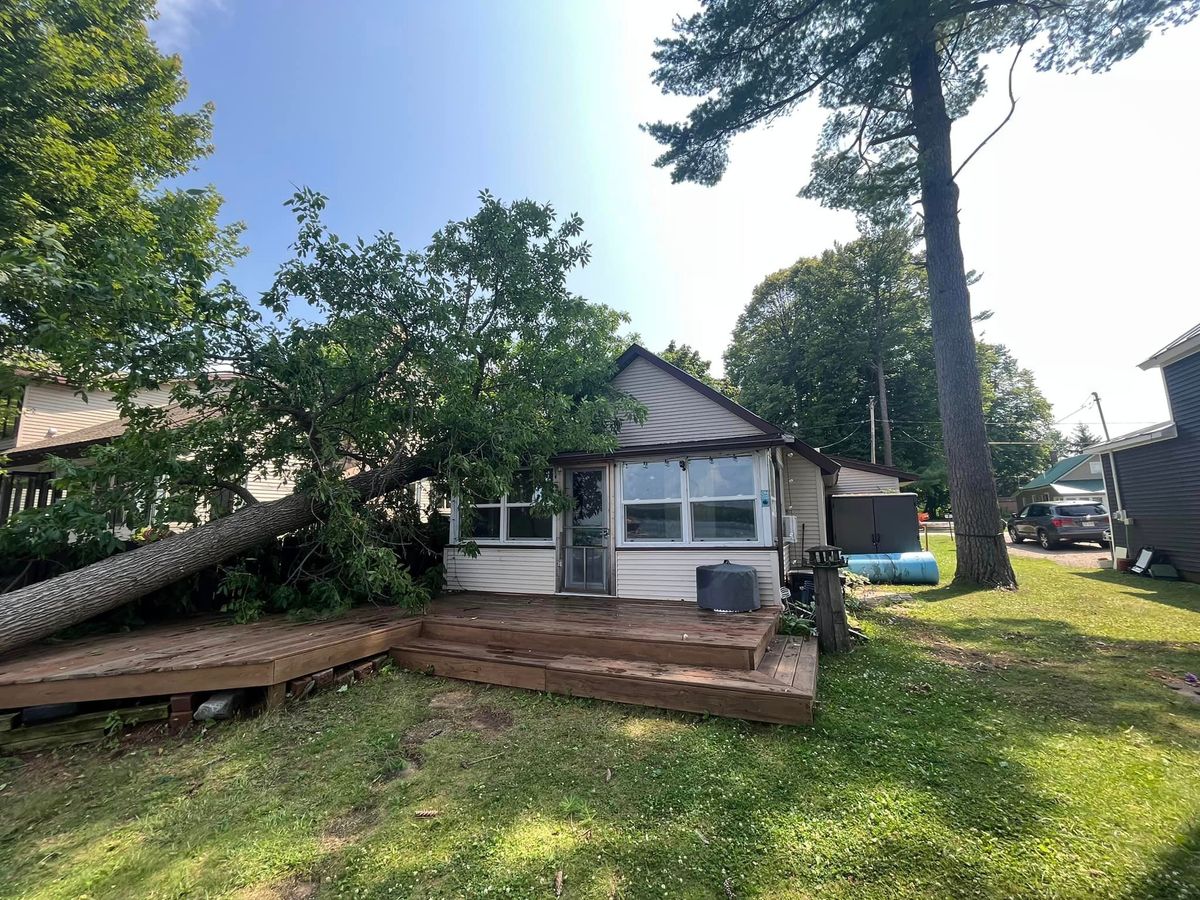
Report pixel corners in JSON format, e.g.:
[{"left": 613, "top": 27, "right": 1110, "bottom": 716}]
[
  {"left": 419, "top": 612, "right": 773, "bottom": 671},
  {"left": 389, "top": 636, "right": 816, "bottom": 725}
]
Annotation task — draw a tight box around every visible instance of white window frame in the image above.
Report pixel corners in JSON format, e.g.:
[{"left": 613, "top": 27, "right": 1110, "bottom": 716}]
[
  {"left": 451, "top": 485, "right": 556, "bottom": 546},
  {"left": 616, "top": 450, "right": 774, "bottom": 548}
]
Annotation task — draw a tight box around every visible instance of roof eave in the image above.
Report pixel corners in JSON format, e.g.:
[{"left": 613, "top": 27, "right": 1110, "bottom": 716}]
[{"left": 1087, "top": 421, "right": 1178, "bottom": 454}]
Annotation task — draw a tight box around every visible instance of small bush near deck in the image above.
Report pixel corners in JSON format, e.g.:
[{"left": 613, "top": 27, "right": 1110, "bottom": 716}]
[{"left": 1, "top": 537, "right": 1198, "bottom": 899}]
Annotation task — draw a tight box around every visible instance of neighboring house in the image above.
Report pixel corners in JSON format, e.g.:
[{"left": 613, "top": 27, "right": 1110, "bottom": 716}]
[
  {"left": 1013, "top": 453, "right": 1106, "bottom": 510},
  {"left": 1090, "top": 322, "right": 1200, "bottom": 581},
  {"left": 443, "top": 344, "right": 843, "bottom": 605},
  {"left": 0, "top": 374, "right": 293, "bottom": 524},
  {"left": 827, "top": 455, "right": 919, "bottom": 494}
]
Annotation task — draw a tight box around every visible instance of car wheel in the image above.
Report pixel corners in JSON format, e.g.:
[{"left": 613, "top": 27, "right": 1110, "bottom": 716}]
[
  {"left": 1037, "top": 529, "right": 1058, "bottom": 550},
  {"left": 1008, "top": 526, "right": 1024, "bottom": 544}
]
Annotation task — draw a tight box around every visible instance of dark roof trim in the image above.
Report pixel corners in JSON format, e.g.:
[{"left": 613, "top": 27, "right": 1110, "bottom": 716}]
[
  {"left": 828, "top": 454, "right": 920, "bottom": 483},
  {"left": 615, "top": 344, "right": 783, "bottom": 436},
  {"left": 786, "top": 440, "right": 840, "bottom": 476},
  {"left": 552, "top": 434, "right": 788, "bottom": 465},
  {"left": 5, "top": 419, "right": 128, "bottom": 464},
  {"left": 612, "top": 345, "right": 838, "bottom": 475}
]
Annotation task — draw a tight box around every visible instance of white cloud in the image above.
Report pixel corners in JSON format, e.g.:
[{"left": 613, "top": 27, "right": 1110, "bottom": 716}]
[{"left": 147, "top": 0, "right": 222, "bottom": 53}]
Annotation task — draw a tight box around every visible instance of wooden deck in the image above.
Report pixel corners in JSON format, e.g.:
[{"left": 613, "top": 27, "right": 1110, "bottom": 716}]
[
  {"left": 0, "top": 607, "right": 421, "bottom": 708},
  {"left": 0, "top": 593, "right": 817, "bottom": 726}
]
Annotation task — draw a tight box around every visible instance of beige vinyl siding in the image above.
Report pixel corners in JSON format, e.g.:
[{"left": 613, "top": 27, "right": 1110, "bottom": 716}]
[
  {"left": 832, "top": 467, "right": 900, "bottom": 494},
  {"left": 442, "top": 547, "right": 557, "bottom": 594},
  {"left": 612, "top": 356, "right": 764, "bottom": 447},
  {"left": 16, "top": 382, "right": 172, "bottom": 447},
  {"left": 614, "top": 549, "right": 780, "bottom": 604},
  {"left": 247, "top": 461, "right": 300, "bottom": 503},
  {"left": 1061, "top": 456, "right": 1102, "bottom": 482},
  {"left": 781, "top": 450, "right": 826, "bottom": 571}
]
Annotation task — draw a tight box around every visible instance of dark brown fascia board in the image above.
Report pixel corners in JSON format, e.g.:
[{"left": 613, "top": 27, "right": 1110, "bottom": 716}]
[
  {"left": 612, "top": 345, "right": 838, "bottom": 475},
  {"left": 828, "top": 454, "right": 920, "bottom": 483},
  {"left": 552, "top": 434, "right": 785, "bottom": 465},
  {"left": 786, "top": 440, "right": 840, "bottom": 476},
  {"left": 6, "top": 435, "right": 114, "bottom": 465}
]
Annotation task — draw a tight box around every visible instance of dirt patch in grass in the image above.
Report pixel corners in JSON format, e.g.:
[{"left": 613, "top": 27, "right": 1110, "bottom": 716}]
[
  {"left": 241, "top": 876, "right": 318, "bottom": 899},
  {"left": 1150, "top": 668, "right": 1200, "bottom": 705},
  {"left": 403, "top": 717, "right": 455, "bottom": 745},
  {"left": 429, "top": 689, "right": 474, "bottom": 712},
  {"left": 321, "top": 805, "right": 380, "bottom": 850},
  {"left": 469, "top": 705, "right": 514, "bottom": 738}
]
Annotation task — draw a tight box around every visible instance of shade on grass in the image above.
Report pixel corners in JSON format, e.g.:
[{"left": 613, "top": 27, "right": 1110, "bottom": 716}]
[{"left": 1, "top": 537, "right": 1198, "bottom": 898}]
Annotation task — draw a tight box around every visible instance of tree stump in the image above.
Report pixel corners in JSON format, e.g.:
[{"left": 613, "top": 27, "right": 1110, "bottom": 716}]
[{"left": 807, "top": 546, "right": 851, "bottom": 653}]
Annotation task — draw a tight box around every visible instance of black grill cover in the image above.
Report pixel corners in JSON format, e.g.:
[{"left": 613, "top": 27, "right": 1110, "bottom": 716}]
[{"left": 696, "top": 560, "right": 760, "bottom": 612}]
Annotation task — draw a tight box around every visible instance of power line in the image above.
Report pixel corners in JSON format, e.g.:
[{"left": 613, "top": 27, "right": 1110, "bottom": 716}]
[{"left": 813, "top": 424, "right": 863, "bottom": 451}]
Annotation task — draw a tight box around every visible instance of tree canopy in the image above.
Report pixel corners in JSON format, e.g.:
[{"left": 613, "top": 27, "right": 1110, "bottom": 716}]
[
  {"left": 0, "top": 0, "right": 239, "bottom": 388},
  {"left": 725, "top": 233, "right": 1056, "bottom": 513},
  {"left": 659, "top": 340, "right": 737, "bottom": 397},
  {"left": 2, "top": 190, "right": 641, "bottom": 624},
  {"left": 646, "top": 0, "right": 1196, "bottom": 586},
  {"left": 646, "top": 0, "right": 1197, "bottom": 220}
]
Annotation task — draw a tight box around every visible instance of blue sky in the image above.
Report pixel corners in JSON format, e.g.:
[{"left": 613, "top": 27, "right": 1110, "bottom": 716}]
[{"left": 153, "top": 1, "right": 1200, "bottom": 440}]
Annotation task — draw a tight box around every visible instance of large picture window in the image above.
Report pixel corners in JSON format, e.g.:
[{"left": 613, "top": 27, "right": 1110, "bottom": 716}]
[
  {"left": 622, "top": 460, "right": 683, "bottom": 541},
  {"left": 459, "top": 471, "right": 553, "bottom": 543},
  {"left": 620, "top": 454, "right": 763, "bottom": 545},
  {"left": 687, "top": 457, "right": 758, "bottom": 541}
]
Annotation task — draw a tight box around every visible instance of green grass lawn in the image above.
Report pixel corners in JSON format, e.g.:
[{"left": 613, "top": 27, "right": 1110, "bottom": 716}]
[{"left": 2, "top": 537, "right": 1199, "bottom": 899}]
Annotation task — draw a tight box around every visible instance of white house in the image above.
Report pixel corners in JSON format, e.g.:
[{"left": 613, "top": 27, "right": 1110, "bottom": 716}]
[
  {"left": 442, "top": 344, "right": 849, "bottom": 605},
  {"left": 0, "top": 375, "right": 294, "bottom": 523}
]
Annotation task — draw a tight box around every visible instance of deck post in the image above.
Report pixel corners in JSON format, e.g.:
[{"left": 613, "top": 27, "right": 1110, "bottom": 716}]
[
  {"left": 807, "top": 546, "right": 851, "bottom": 653},
  {"left": 264, "top": 682, "right": 287, "bottom": 710}
]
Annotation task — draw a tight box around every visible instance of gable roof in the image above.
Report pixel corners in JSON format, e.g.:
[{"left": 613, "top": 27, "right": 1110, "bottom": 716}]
[
  {"left": 1017, "top": 453, "right": 1095, "bottom": 492},
  {"left": 828, "top": 455, "right": 921, "bottom": 483},
  {"left": 612, "top": 345, "right": 838, "bottom": 475},
  {"left": 614, "top": 345, "right": 780, "bottom": 435},
  {"left": 1140, "top": 321, "right": 1200, "bottom": 370}
]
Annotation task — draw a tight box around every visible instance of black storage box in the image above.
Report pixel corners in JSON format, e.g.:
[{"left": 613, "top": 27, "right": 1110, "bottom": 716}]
[{"left": 696, "top": 560, "right": 760, "bottom": 612}]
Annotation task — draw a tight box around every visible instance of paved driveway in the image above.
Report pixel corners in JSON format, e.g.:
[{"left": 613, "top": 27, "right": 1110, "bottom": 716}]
[{"left": 1006, "top": 539, "right": 1110, "bottom": 569}]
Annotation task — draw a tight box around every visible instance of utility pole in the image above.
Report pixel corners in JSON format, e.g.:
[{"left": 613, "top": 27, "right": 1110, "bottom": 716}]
[
  {"left": 1091, "top": 391, "right": 1110, "bottom": 441},
  {"left": 869, "top": 396, "right": 877, "bottom": 463}
]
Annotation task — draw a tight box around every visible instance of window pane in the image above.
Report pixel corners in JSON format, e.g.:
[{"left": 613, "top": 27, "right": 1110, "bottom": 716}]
[
  {"left": 508, "top": 506, "right": 553, "bottom": 539},
  {"left": 509, "top": 469, "right": 550, "bottom": 504},
  {"left": 624, "top": 502, "right": 683, "bottom": 541},
  {"left": 571, "top": 470, "right": 606, "bottom": 525},
  {"left": 622, "top": 461, "right": 682, "bottom": 501},
  {"left": 688, "top": 456, "right": 755, "bottom": 498},
  {"left": 464, "top": 506, "right": 501, "bottom": 539},
  {"left": 691, "top": 500, "right": 756, "bottom": 541}
]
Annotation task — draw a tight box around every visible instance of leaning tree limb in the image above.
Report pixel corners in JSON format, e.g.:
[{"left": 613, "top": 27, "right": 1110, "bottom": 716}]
[{"left": 0, "top": 463, "right": 414, "bottom": 655}]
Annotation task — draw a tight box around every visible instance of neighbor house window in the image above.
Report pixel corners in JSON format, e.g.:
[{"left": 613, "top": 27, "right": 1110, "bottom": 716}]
[
  {"left": 459, "top": 470, "right": 552, "bottom": 542},
  {"left": 620, "top": 454, "right": 763, "bottom": 545}
]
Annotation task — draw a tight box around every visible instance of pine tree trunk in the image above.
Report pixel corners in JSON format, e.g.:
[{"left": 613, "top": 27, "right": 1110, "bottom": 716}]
[
  {"left": 875, "top": 355, "right": 894, "bottom": 467},
  {"left": 909, "top": 36, "right": 1016, "bottom": 588},
  {"left": 0, "top": 464, "right": 415, "bottom": 654}
]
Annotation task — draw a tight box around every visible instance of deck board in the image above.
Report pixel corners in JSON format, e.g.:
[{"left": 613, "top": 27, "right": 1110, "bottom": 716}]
[
  {"left": 0, "top": 593, "right": 815, "bottom": 725},
  {"left": 0, "top": 607, "right": 422, "bottom": 706}
]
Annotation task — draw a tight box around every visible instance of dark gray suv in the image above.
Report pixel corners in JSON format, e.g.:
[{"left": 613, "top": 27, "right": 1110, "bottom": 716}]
[{"left": 1008, "top": 502, "right": 1111, "bottom": 549}]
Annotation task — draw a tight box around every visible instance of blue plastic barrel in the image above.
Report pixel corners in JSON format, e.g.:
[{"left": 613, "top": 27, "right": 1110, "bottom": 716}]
[{"left": 844, "top": 552, "right": 940, "bottom": 585}]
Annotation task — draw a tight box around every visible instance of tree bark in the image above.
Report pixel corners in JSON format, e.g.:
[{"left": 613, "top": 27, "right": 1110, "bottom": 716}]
[
  {"left": 874, "top": 354, "right": 894, "bottom": 467},
  {"left": 0, "top": 463, "right": 416, "bottom": 654},
  {"left": 909, "top": 35, "right": 1016, "bottom": 588}
]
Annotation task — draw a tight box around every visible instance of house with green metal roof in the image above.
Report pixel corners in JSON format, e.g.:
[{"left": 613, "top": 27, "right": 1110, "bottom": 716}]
[{"left": 1014, "top": 453, "right": 1106, "bottom": 510}]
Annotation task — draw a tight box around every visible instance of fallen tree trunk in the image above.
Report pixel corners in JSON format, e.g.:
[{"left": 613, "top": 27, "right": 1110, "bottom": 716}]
[{"left": 0, "top": 465, "right": 413, "bottom": 655}]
